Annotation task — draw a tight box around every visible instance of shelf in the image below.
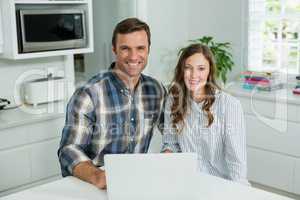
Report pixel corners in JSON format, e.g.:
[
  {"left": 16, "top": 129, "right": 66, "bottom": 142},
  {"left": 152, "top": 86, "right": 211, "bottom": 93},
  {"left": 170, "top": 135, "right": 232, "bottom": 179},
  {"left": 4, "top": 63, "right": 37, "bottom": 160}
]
[
  {"left": 0, "top": 0, "right": 94, "bottom": 60},
  {"left": 13, "top": 47, "right": 93, "bottom": 60},
  {"left": 14, "top": 0, "right": 88, "bottom": 4}
]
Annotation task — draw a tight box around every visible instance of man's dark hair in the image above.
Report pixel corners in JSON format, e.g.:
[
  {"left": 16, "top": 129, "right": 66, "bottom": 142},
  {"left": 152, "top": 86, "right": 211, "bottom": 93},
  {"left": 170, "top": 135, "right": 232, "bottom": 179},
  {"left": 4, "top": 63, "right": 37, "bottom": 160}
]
[{"left": 112, "top": 18, "right": 151, "bottom": 48}]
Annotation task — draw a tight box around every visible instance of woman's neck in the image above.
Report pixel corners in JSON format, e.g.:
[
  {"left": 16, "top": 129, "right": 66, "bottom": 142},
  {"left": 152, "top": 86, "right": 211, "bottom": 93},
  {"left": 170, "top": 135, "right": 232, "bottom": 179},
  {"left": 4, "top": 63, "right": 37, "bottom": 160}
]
[{"left": 191, "top": 88, "right": 206, "bottom": 103}]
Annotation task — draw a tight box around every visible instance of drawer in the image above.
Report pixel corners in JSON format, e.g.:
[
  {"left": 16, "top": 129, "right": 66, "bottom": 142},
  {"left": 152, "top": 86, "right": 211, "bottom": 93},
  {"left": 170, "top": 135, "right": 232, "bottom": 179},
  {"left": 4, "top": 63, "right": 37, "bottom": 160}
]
[
  {"left": 30, "top": 138, "right": 61, "bottom": 182},
  {"left": 239, "top": 97, "right": 300, "bottom": 123},
  {"left": 0, "top": 127, "right": 29, "bottom": 150},
  {"left": 247, "top": 147, "right": 294, "bottom": 192},
  {"left": 28, "top": 117, "right": 64, "bottom": 143},
  {"left": 245, "top": 114, "right": 300, "bottom": 157},
  {"left": 0, "top": 147, "right": 31, "bottom": 191},
  {"left": 0, "top": 117, "right": 64, "bottom": 150}
]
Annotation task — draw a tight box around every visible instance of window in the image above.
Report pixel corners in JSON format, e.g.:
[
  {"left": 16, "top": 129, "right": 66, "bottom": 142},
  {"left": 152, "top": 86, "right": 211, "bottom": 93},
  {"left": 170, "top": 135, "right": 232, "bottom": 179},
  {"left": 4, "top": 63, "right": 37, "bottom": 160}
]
[{"left": 248, "top": 0, "right": 300, "bottom": 74}]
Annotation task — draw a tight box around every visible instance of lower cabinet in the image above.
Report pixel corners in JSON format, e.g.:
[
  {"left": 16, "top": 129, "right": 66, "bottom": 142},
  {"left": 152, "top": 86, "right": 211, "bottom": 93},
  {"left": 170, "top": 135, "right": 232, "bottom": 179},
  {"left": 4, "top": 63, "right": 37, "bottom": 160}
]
[
  {"left": 247, "top": 147, "right": 294, "bottom": 192},
  {"left": 30, "top": 138, "right": 61, "bottom": 182},
  {"left": 0, "top": 147, "right": 31, "bottom": 191},
  {"left": 245, "top": 114, "right": 300, "bottom": 157},
  {"left": 0, "top": 117, "right": 64, "bottom": 194},
  {"left": 234, "top": 94, "right": 300, "bottom": 195},
  {"left": 294, "top": 160, "right": 300, "bottom": 194}
]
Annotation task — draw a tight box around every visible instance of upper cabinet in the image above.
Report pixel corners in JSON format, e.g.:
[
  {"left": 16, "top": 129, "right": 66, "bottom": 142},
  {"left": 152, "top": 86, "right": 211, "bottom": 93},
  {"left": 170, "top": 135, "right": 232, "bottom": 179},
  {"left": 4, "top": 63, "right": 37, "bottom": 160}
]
[{"left": 0, "top": 0, "right": 94, "bottom": 60}]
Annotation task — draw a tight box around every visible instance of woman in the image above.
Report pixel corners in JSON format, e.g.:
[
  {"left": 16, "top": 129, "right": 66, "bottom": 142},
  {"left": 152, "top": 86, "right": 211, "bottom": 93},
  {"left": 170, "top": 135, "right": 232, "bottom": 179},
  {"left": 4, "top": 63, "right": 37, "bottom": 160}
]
[{"left": 162, "top": 44, "right": 249, "bottom": 185}]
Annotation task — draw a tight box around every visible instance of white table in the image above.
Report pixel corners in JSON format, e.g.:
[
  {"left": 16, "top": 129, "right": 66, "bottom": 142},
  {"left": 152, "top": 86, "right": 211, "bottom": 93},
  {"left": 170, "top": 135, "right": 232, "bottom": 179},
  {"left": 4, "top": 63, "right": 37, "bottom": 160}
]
[
  {"left": 0, "top": 177, "right": 107, "bottom": 200},
  {"left": 0, "top": 173, "right": 294, "bottom": 200}
]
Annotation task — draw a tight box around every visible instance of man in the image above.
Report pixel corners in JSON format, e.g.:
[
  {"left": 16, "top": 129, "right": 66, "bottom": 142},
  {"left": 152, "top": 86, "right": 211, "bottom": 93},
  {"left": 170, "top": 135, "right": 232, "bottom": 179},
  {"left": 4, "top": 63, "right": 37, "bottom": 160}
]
[{"left": 58, "top": 18, "right": 165, "bottom": 190}]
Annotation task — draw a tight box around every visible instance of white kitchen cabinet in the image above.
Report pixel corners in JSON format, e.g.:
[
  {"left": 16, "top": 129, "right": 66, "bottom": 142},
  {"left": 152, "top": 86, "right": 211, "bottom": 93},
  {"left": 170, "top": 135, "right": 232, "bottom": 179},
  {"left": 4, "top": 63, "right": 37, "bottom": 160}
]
[
  {"left": 0, "top": 115, "right": 64, "bottom": 195},
  {"left": 0, "top": 126, "right": 29, "bottom": 150},
  {"left": 226, "top": 83, "right": 300, "bottom": 195},
  {"left": 245, "top": 115, "right": 300, "bottom": 157},
  {"left": 0, "top": 118, "right": 63, "bottom": 151},
  {"left": 30, "top": 138, "right": 61, "bottom": 182},
  {"left": 247, "top": 147, "right": 294, "bottom": 192},
  {"left": 0, "top": 0, "right": 94, "bottom": 59},
  {"left": 238, "top": 90, "right": 300, "bottom": 124},
  {"left": 0, "top": 147, "right": 31, "bottom": 191},
  {"left": 294, "top": 159, "right": 300, "bottom": 194},
  {"left": 27, "top": 119, "right": 63, "bottom": 142}
]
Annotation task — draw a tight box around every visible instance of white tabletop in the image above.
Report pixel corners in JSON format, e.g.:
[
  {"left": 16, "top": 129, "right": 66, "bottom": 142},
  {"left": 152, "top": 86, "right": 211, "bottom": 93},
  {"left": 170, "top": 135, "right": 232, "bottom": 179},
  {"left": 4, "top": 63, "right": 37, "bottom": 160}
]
[
  {"left": 0, "top": 173, "right": 294, "bottom": 200},
  {"left": 0, "top": 177, "right": 107, "bottom": 200}
]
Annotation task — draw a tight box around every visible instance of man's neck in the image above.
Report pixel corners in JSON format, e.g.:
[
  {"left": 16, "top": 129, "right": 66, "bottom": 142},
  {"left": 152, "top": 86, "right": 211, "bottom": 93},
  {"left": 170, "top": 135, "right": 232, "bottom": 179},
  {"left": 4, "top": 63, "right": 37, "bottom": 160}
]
[{"left": 113, "top": 68, "right": 140, "bottom": 91}]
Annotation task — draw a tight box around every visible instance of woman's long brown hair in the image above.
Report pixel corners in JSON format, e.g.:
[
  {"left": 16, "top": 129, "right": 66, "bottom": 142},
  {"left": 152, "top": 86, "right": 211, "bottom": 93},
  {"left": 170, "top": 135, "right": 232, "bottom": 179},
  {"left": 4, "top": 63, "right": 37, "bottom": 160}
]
[{"left": 169, "top": 44, "right": 220, "bottom": 133}]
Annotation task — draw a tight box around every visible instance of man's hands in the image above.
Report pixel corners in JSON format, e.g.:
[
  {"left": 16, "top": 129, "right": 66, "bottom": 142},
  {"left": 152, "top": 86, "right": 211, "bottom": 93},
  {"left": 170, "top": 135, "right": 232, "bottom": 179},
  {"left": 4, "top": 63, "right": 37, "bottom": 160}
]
[
  {"left": 72, "top": 149, "right": 172, "bottom": 190},
  {"left": 91, "top": 169, "right": 107, "bottom": 189},
  {"left": 73, "top": 161, "right": 107, "bottom": 190}
]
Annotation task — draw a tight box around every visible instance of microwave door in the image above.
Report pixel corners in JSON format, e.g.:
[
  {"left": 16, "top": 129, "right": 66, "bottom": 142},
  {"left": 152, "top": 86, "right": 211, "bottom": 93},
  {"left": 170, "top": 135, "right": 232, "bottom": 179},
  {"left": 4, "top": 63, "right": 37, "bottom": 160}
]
[{"left": 18, "top": 9, "right": 86, "bottom": 53}]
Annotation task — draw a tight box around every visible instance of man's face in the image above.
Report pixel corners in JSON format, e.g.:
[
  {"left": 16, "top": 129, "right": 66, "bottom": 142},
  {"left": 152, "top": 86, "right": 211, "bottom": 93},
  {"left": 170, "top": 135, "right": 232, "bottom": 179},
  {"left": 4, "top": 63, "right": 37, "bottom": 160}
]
[{"left": 112, "top": 30, "right": 149, "bottom": 80}]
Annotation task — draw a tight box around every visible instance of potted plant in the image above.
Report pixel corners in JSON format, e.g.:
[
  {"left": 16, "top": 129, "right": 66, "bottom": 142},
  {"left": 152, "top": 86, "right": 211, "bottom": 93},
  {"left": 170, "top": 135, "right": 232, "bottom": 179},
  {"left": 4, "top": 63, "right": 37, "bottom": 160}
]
[{"left": 186, "top": 36, "right": 234, "bottom": 84}]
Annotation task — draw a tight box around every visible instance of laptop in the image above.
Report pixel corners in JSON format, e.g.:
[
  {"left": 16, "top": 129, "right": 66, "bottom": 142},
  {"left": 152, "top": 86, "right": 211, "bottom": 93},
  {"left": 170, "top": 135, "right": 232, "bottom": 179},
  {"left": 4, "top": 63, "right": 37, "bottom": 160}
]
[{"left": 104, "top": 153, "right": 201, "bottom": 200}]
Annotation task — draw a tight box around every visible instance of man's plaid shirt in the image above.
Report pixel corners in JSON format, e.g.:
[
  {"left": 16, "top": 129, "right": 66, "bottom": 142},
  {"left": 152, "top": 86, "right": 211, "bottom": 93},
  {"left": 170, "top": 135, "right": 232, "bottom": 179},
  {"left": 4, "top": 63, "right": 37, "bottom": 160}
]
[{"left": 58, "top": 66, "right": 166, "bottom": 176}]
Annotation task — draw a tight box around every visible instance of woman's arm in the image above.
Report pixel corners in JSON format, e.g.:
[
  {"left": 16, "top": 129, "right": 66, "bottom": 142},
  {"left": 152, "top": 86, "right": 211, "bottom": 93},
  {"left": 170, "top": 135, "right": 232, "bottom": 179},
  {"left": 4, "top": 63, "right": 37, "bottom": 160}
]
[{"left": 224, "top": 96, "right": 250, "bottom": 185}]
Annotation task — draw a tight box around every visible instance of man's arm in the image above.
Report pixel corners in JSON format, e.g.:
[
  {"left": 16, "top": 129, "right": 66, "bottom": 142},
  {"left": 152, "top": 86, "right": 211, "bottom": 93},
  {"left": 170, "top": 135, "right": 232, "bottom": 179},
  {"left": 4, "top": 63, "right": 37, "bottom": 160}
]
[
  {"left": 73, "top": 161, "right": 107, "bottom": 189},
  {"left": 58, "top": 87, "right": 108, "bottom": 189}
]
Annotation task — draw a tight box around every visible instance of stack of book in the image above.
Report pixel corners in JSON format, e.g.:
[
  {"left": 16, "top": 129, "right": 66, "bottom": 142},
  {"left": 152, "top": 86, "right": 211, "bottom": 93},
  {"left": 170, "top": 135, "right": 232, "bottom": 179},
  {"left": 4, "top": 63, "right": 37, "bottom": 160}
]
[
  {"left": 240, "top": 70, "right": 284, "bottom": 91},
  {"left": 292, "top": 75, "right": 300, "bottom": 95}
]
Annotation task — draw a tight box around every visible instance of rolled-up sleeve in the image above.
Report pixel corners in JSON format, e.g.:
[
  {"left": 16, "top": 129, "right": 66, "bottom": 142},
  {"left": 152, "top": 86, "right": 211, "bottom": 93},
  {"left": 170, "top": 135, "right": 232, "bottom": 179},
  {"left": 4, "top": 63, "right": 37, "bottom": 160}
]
[
  {"left": 161, "top": 96, "right": 181, "bottom": 153},
  {"left": 58, "top": 87, "right": 95, "bottom": 177},
  {"left": 224, "top": 97, "right": 250, "bottom": 185}
]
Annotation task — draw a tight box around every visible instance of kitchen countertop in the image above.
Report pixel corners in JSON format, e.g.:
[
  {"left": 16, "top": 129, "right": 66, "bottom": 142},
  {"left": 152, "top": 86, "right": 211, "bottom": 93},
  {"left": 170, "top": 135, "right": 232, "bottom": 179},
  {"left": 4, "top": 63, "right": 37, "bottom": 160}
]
[
  {"left": 0, "top": 101, "right": 66, "bottom": 130},
  {"left": 225, "top": 82, "right": 300, "bottom": 105}
]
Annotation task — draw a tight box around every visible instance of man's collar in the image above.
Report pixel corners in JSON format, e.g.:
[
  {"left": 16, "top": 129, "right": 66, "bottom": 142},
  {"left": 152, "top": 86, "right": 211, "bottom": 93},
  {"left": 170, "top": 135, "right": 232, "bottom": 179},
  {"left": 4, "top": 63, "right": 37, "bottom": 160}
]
[
  {"left": 109, "top": 62, "right": 144, "bottom": 93},
  {"left": 109, "top": 62, "right": 116, "bottom": 70}
]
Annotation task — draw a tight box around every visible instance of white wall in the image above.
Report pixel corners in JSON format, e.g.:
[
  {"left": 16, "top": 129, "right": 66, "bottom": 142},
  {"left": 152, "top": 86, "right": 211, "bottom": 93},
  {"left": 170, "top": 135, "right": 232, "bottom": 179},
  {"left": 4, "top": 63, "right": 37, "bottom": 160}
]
[
  {"left": 187, "top": 0, "right": 247, "bottom": 82},
  {"left": 85, "top": 0, "right": 246, "bottom": 84},
  {"left": 144, "top": 0, "right": 246, "bottom": 83},
  {"left": 84, "top": 0, "right": 114, "bottom": 79},
  {"left": 143, "top": 0, "right": 189, "bottom": 84},
  {"left": 0, "top": 57, "right": 67, "bottom": 106},
  {"left": 0, "top": 7, "right": 75, "bottom": 106},
  {"left": 84, "top": 0, "right": 137, "bottom": 79}
]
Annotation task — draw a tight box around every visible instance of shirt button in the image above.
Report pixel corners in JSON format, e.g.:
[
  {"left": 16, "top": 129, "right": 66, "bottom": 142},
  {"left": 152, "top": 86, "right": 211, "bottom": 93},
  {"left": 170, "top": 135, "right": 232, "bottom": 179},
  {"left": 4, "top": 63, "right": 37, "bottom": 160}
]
[
  {"left": 131, "top": 118, "right": 134, "bottom": 121},
  {"left": 130, "top": 138, "right": 135, "bottom": 142}
]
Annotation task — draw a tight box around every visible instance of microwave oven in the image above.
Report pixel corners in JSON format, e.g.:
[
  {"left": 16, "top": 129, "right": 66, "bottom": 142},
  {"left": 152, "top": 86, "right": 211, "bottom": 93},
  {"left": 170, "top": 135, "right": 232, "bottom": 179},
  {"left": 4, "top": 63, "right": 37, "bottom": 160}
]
[{"left": 16, "top": 9, "right": 87, "bottom": 53}]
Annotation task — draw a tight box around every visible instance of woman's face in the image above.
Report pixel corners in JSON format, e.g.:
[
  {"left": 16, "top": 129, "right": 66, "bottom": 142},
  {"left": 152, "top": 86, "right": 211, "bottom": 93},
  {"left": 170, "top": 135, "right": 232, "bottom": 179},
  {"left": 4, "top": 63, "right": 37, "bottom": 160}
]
[{"left": 183, "top": 53, "right": 210, "bottom": 94}]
